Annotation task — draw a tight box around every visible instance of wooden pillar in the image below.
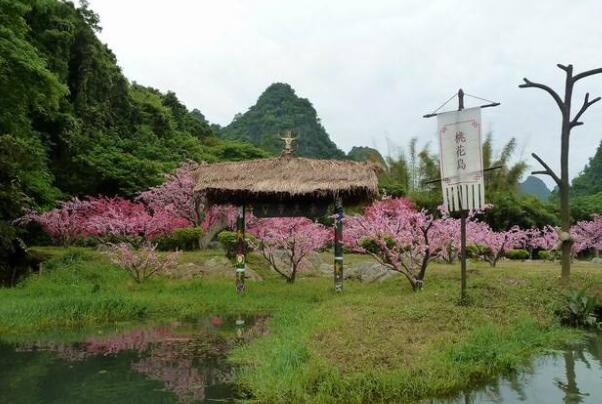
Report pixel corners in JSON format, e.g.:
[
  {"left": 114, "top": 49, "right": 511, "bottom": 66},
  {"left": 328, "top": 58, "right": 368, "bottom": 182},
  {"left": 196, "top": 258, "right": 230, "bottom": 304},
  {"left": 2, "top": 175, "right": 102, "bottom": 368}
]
[
  {"left": 235, "top": 205, "right": 246, "bottom": 294},
  {"left": 334, "top": 198, "right": 344, "bottom": 292}
]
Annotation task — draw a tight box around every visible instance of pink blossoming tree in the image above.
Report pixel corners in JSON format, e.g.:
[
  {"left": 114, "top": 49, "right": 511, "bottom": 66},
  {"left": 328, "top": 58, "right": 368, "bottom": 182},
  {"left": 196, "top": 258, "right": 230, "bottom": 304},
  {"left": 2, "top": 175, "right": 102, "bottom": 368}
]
[
  {"left": 430, "top": 204, "right": 493, "bottom": 264},
  {"left": 430, "top": 216, "right": 461, "bottom": 264},
  {"left": 16, "top": 197, "right": 96, "bottom": 246},
  {"left": 344, "top": 198, "right": 438, "bottom": 291},
  {"left": 572, "top": 214, "right": 602, "bottom": 255},
  {"left": 247, "top": 217, "right": 330, "bottom": 283},
  {"left": 138, "top": 161, "right": 238, "bottom": 247},
  {"left": 86, "top": 197, "right": 189, "bottom": 244},
  {"left": 137, "top": 161, "right": 201, "bottom": 226},
  {"left": 107, "top": 242, "right": 180, "bottom": 283},
  {"left": 467, "top": 223, "right": 528, "bottom": 267},
  {"left": 19, "top": 196, "right": 189, "bottom": 246}
]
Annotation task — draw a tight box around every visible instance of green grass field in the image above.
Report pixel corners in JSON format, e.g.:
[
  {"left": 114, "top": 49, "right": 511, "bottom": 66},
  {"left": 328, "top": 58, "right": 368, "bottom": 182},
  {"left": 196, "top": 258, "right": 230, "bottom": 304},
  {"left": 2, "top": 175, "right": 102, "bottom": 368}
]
[{"left": 1, "top": 247, "right": 600, "bottom": 402}]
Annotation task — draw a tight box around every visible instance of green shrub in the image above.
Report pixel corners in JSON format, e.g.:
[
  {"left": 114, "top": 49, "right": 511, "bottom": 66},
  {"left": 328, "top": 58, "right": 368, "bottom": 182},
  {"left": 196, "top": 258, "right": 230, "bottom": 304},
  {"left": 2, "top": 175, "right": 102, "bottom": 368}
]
[
  {"left": 155, "top": 227, "right": 203, "bottom": 251},
  {"left": 557, "top": 288, "right": 600, "bottom": 328},
  {"left": 466, "top": 244, "right": 491, "bottom": 260},
  {"left": 218, "top": 231, "right": 256, "bottom": 259},
  {"left": 505, "top": 249, "right": 530, "bottom": 260},
  {"left": 537, "top": 250, "right": 559, "bottom": 261},
  {"left": 359, "top": 237, "right": 398, "bottom": 255}
]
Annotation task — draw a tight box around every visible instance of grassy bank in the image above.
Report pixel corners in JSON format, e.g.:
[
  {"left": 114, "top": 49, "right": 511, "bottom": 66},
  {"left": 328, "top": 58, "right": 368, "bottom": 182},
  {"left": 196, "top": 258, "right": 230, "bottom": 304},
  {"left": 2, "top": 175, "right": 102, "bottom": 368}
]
[{"left": 0, "top": 247, "right": 600, "bottom": 402}]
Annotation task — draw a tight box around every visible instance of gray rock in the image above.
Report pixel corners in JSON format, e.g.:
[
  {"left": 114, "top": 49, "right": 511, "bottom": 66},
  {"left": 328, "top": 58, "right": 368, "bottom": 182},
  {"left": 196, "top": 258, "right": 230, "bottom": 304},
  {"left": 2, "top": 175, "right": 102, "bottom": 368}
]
[
  {"left": 169, "top": 255, "right": 263, "bottom": 281},
  {"left": 341, "top": 260, "right": 391, "bottom": 282},
  {"left": 592, "top": 257, "right": 602, "bottom": 265}
]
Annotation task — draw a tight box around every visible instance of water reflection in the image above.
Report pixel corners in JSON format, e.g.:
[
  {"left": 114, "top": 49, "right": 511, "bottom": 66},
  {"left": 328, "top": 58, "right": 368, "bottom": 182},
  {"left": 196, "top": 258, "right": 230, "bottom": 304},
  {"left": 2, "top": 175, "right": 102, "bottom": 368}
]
[
  {"left": 434, "top": 333, "right": 602, "bottom": 404},
  {"left": 0, "top": 315, "right": 268, "bottom": 403}
]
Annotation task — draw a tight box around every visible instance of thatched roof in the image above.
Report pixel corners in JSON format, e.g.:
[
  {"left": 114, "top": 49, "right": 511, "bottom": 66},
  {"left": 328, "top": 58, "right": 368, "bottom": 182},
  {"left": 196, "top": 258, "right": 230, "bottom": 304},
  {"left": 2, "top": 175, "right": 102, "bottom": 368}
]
[{"left": 193, "top": 156, "right": 380, "bottom": 205}]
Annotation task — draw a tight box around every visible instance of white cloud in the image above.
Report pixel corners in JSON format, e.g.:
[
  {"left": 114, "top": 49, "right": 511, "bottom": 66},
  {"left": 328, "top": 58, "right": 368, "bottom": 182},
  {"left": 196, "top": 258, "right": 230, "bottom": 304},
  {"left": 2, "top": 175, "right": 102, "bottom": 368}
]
[{"left": 86, "top": 0, "right": 602, "bottom": 186}]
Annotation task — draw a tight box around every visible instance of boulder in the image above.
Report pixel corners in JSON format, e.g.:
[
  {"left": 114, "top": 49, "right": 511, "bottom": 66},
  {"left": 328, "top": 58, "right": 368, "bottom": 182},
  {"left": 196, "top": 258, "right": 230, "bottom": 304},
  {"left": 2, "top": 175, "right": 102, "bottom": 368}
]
[
  {"left": 170, "top": 256, "right": 262, "bottom": 281},
  {"left": 345, "top": 261, "right": 392, "bottom": 282}
]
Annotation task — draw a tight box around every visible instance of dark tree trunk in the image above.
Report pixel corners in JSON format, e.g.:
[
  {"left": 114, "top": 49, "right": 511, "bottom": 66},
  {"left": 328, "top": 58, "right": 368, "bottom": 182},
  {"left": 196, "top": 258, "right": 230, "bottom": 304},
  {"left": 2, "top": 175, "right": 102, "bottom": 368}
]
[
  {"left": 519, "top": 64, "right": 602, "bottom": 283},
  {"left": 559, "top": 68, "right": 573, "bottom": 282}
]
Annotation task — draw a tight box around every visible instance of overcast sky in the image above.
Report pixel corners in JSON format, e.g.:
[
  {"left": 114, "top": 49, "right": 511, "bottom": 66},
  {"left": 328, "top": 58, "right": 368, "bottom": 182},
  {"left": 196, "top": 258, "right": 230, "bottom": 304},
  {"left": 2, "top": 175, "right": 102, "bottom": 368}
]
[{"left": 85, "top": 0, "right": 602, "bottom": 185}]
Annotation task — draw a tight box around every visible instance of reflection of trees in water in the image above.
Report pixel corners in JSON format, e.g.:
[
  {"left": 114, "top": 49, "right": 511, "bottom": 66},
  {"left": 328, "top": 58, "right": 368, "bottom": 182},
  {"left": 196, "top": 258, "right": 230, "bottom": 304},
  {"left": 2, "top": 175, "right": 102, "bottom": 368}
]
[
  {"left": 13, "top": 316, "right": 270, "bottom": 403},
  {"left": 555, "top": 334, "right": 602, "bottom": 404},
  {"left": 449, "top": 334, "right": 602, "bottom": 404},
  {"left": 586, "top": 332, "right": 601, "bottom": 361},
  {"left": 131, "top": 339, "right": 235, "bottom": 403},
  {"left": 16, "top": 327, "right": 190, "bottom": 361},
  {"left": 554, "top": 350, "right": 586, "bottom": 404}
]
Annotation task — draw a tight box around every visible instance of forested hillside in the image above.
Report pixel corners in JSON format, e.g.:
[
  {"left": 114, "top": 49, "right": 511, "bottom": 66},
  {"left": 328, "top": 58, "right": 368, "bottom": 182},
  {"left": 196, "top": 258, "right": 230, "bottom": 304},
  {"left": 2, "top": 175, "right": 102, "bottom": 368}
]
[
  {"left": 0, "top": 0, "right": 268, "bottom": 272},
  {"left": 220, "top": 83, "right": 346, "bottom": 159}
]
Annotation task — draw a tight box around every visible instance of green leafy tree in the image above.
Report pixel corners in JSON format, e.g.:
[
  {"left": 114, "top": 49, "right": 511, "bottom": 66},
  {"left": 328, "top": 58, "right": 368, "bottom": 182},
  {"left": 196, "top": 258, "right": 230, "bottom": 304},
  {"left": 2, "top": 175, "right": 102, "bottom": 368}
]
[
  {"left": 482, "top": 134, "right": 527, "bottom": 194},
  {"left": 571, "top": 140, "right": 602, "bottom": 197},
  {"left": 570, "top": 193, "right": 602, "bottom": 221},
  {"left": 380, "top": 137, "right": 435, "bottom": 196},
  {"left": 482, "top": 193, "right": 558, "bottom": 231},
  {"left": 0, "top": 0, "right": 64, "bottom": 282},
  {"left": 550, "top": 142, "right": 602, "bottom": 220}
]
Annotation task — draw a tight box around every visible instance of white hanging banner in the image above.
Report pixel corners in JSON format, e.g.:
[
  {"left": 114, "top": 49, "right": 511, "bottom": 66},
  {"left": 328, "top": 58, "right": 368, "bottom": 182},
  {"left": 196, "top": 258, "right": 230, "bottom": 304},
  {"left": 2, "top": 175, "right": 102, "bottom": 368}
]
[{"left": 437, "top": 107, "right": 484, "bottom": 212}]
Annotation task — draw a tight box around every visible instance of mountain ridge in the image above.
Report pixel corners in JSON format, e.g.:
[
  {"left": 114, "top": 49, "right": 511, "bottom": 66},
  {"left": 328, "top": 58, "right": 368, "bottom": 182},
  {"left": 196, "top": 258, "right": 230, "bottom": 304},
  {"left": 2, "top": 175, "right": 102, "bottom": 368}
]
[
  {"left": 219, "top": 83, "right": 346, "bottom": 159},
  {"left": 519, "top": 176, "right": 551, "bottom": 201}
]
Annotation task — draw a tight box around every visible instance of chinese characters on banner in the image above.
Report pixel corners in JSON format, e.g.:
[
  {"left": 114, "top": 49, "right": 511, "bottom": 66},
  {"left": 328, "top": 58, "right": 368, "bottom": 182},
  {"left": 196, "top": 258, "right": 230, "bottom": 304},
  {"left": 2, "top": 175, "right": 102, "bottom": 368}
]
[{"left": 437, "top": 107, "right": 484, "bottom": 212}]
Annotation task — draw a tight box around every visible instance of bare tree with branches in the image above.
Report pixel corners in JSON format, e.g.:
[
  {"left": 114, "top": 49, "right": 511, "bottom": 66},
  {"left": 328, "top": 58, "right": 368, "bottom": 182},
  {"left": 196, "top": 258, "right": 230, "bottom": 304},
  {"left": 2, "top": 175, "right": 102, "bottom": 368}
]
[{"left": 519, "top": 64, "right": 602, "bottom": 281}]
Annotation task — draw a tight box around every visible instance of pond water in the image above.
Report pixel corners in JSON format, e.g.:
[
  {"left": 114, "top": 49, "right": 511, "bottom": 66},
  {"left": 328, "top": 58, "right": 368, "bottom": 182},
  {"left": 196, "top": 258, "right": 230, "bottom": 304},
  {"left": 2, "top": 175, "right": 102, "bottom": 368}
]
[
  {"left": 2, "top": 321, "right": 600, "bottom": 404},
  {"left": 434, "top": 332, "right": 602, "bottom": 404},
  {"left": 0, "top": 315, "right": 267, "bottom": 403}
]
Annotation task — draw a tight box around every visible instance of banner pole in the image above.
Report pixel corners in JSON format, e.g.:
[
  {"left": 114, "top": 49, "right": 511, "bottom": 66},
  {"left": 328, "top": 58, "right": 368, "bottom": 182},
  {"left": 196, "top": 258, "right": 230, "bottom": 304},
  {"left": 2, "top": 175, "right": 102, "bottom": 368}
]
[
  {"left": 423, "top": 89, "right": 501, "bottom": 304},
  {"left": 457, "top": 89, "right": 468, "bottom": 304}
]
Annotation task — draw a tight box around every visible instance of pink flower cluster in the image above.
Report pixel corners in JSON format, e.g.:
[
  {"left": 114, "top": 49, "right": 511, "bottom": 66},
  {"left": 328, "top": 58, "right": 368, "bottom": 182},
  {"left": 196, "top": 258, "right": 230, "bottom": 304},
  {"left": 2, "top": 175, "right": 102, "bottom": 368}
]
[
  {"left": 344, "top": 198, "right": 437, "bottom": 290},
  {"left": 138, "top": 160, "right": 238, "bottom": 232},
  {"left": 19, "top": 196, "right": 189, "bottom": 245},
  {"left": 466, "top": 222, "right": 529, "bottom": 266},
  {"left": 573, "top": 214, "right": 602, "bottom": 252},
  {"left": 344, "top": 197, "right": 602, "bottom": 290},
  {"left": 18, "top": 161, "right": 239, "bottom": 245},
  {"left": 137, "top": 161, "right": 201, "bottom": 226}
]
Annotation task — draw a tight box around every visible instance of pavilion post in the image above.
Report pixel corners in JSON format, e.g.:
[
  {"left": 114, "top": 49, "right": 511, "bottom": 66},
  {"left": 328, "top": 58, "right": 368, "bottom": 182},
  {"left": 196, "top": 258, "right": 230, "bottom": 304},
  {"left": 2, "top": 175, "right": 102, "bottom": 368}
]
[
  {"left": 334, "top": 198, "right": 344, "bottom": 292},
  {"left": 235, "top": 204, "right": 246, "bottom": 294}
]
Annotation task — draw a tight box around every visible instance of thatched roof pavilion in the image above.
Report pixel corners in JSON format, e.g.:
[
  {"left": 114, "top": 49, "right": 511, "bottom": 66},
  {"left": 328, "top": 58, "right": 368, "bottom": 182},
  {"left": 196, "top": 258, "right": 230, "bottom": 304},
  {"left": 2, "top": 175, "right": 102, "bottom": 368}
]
[{"left": 193, "top": 156, "right": 380, "bottom": 206}]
